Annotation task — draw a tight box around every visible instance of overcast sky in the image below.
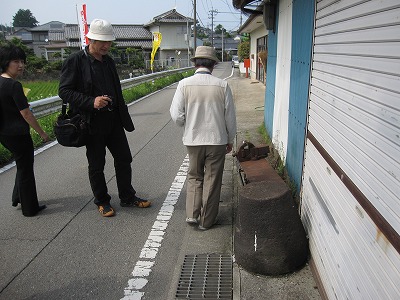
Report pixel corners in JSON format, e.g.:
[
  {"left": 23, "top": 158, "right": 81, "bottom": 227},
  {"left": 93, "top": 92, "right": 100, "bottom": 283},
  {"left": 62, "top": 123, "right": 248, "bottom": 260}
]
[{"left": 1, "top": 0, "right": 246, "bottom": 31}]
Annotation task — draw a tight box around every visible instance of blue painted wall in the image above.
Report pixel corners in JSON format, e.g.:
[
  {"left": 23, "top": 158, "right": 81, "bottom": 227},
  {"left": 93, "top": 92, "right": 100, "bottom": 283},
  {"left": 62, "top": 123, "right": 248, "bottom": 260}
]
[{"left": 286, "top": 0, "right": 314, "bottom": 191}]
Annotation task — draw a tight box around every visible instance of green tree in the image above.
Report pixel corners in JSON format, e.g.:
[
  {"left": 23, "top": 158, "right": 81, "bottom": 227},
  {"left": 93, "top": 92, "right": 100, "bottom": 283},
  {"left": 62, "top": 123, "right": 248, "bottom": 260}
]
[
  {"left": 26, "top": 56, "right": 48, "bottom": 72},
  {"left": 238, "top": 40, "right": 250, "bottom": 60},
  {"left": 109, "top": 42, "right": 122, "bottom": 63},
  {"left": 13, "top": 9, "right": 39, "bottom": 27},
  {"left": 214, "top": 25, "right": 232, "bottom": 38},
  {"left": 127, "top": 48, "right": 144, "bottom": 69},
  {"left": 52, "top": 52, "right": 62, "bottom": 60},
  {"left": 62, "top": 48, "right": 72, "bottom": 59},
  {"left": 125, "top": 47, "right": 135, "bottom": 64},
  {"left": 195, "top": 24, "right": 208, "bottom": 39},
  {"left": 214, "top": 24, "right": 224, "bottom": 34},
  {"left": 0, "top": 37, "right": 33, "bottom": 56}
]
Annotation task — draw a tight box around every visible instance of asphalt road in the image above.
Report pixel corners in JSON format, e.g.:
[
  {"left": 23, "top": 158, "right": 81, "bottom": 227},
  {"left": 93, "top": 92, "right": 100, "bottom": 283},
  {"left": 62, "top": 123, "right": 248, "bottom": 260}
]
[{"left": 0, "top": 63, "right": 235, "bottom": 300}]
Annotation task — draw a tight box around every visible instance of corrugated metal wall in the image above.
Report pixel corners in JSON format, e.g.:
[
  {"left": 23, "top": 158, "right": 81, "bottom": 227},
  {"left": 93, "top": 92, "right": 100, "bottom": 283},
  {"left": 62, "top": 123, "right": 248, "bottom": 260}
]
[
  {"left": 301, "top": 0, "right": 400, "bottom": 298},
  {"left": 286, "top": 0, "right": 314, "bottom": 190},
  {"left": 266, "top": 0, "right": 314, "bottom": 192}
]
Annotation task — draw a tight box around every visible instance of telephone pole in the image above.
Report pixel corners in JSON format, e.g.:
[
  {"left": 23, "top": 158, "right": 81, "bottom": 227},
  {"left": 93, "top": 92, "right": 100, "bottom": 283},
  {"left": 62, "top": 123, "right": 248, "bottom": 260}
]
[
  {"left": 193, "top": 0, "right": 197, "bottom": 50},
  {"left": 209, "top": 9, "right": 218, "bottom": 47}
]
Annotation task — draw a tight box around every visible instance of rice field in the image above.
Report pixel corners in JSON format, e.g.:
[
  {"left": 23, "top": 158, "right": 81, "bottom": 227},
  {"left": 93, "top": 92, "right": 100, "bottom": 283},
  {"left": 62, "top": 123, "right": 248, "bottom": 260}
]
[{"left": 21, "top": 80, "right": 59, "bottom": 102}]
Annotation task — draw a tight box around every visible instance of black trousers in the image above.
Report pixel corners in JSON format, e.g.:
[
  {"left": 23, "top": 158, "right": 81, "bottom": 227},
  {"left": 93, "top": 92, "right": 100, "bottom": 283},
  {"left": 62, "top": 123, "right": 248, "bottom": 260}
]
[
  {"left": 85, "top": 111, "right": 136, "bottom": 206},
  {"left": 0, "top": 134, "right": 41, "bottom": 216}
]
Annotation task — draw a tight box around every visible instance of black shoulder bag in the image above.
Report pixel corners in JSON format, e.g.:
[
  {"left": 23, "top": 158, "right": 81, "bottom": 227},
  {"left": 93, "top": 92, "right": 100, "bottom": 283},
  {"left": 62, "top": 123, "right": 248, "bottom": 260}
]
[{"left": 54, "top": 100, "right": 88, "bottom": 147}]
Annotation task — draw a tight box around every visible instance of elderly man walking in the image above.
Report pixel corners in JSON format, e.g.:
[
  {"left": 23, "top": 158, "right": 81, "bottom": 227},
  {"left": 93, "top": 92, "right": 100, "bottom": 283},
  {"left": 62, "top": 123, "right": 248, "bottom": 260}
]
[{"left": 170, "top": 46, "right": 237, "bottom": 230}]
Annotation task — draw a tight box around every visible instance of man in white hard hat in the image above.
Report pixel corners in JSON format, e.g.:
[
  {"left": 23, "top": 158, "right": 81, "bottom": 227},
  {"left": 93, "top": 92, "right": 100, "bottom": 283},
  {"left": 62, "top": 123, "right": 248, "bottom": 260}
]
[
  {"left": 59, "top": 19, "right": 151, "bottom": 217},
  {"left": 170, "top": 46, "right": 237, "bottom": 230}
]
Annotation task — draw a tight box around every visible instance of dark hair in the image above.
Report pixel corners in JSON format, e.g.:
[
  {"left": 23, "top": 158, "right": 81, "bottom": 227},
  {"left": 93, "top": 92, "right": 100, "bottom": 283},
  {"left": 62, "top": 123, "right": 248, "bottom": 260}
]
[
  {"left": 0, "top": 43, "right": 27, "bottom": 73},
  {"left": 194, "top": 58, "right": 217, "bottom": 68}
]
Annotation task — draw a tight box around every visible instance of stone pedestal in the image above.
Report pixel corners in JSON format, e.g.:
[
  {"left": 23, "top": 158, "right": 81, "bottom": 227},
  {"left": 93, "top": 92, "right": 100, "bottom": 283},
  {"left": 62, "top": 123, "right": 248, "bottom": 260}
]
[{"left": 234, "top": 161, "right": 308, "bottom": 275}]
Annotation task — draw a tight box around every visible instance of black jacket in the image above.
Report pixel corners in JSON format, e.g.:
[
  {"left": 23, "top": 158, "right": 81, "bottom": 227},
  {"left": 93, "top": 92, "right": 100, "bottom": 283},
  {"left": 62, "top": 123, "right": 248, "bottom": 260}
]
[{"left": 58, "top": 47, "right": 134, "bottom": 132}]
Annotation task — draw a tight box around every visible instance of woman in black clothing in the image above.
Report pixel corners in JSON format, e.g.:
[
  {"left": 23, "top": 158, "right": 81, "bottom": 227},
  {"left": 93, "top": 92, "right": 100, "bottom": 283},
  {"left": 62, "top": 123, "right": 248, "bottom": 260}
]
[{"left": 0, "top": 43, "right": 49, "bottom": 216}]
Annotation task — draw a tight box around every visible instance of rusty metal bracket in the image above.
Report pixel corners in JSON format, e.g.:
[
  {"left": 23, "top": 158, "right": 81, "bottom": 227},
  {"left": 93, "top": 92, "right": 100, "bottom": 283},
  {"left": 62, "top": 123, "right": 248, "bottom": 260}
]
[
  {"left": 233, "top": 141, "right": 269, "bottom": 186},
  {"left": 233, "top": 141, "right": 269, "bottom": 162}
]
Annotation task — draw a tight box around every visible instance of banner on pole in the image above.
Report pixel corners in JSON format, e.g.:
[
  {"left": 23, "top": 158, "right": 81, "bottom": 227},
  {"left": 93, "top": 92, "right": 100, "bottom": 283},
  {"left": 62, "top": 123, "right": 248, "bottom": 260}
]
[
  {"left": 78, "top": 4, "right": 89, "bottom": 49},
  {"left": 150, "top": 32, "right": 162, "bottom": 72}
]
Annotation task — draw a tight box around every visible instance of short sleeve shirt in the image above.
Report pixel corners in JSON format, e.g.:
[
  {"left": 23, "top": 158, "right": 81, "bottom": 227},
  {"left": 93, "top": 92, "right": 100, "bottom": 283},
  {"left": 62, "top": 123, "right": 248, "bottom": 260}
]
[{"left": 0, "top": 76, "right": 30, "bottom": 135}]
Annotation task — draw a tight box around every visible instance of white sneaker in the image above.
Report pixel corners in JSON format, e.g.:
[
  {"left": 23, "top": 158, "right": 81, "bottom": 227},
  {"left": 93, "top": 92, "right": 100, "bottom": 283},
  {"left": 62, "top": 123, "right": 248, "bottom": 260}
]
[{"left": 186, "top": 217, "right": 198, "bottom": 224}]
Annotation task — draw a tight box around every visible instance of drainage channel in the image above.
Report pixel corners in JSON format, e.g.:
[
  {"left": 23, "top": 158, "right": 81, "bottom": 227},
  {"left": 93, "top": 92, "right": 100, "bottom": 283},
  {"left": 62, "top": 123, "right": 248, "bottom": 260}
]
[{"left": 175, "top": 253, "right": 233, "bottom": 299}]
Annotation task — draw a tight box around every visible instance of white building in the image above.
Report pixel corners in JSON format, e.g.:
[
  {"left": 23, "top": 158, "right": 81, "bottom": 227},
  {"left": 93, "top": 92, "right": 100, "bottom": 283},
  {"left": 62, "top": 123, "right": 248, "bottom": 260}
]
[{"left": 234, "top": 0, "right": 400, "bottom": 298}]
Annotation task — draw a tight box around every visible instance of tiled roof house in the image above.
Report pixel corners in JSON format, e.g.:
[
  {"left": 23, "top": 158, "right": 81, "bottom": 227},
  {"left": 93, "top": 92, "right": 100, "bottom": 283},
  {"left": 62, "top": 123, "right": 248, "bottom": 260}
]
[
  {"left": 144, "top": 9, "right": 195, "bottom": 62},
  {"left": 6, "top": 9, "right": 205, "bottom": 66}
]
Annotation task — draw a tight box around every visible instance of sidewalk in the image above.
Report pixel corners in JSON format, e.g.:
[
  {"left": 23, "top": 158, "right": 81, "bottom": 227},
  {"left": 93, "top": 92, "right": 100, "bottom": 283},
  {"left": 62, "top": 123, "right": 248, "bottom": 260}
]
[
  {"left": 152, "top": 68, "right": 322, "bottom": 299},
  {"left": 227, "top": 74, "right": 322, "bottom": 300}
]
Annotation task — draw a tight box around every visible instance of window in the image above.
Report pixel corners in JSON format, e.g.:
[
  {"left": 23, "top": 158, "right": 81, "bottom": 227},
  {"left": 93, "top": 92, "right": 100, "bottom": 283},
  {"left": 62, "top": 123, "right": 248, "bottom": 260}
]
[{"left": 256, "top": 35, "right": 267, "bottom": 84}]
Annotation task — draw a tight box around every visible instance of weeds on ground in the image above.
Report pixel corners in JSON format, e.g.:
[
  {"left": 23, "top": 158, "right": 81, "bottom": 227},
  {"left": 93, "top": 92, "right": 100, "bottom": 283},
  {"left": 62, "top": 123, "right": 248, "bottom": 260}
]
[{"left": 258, "top": 122, "right": 299, "bottom": 205}]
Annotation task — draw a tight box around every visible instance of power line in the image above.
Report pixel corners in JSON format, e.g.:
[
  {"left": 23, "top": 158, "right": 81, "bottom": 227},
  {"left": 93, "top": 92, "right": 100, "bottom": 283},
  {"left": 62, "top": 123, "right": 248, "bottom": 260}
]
[{"left": 196, "top": 0, "right": 243, "bottom": 32}]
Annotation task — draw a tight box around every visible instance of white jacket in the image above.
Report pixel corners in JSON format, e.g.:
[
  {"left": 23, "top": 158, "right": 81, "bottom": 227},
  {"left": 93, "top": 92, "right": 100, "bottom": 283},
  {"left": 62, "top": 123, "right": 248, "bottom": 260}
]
[{"left": 170, "top": 67, "right": 237, "bottom": 146}]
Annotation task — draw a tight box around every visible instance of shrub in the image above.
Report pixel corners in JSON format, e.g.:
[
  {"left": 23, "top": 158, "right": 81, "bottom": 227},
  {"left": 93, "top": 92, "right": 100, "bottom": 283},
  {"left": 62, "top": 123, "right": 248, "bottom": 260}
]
[
  {"left": 238, "top": 40, "right": 250, "bottom": 61},
  {"left": 26, "top": 56, "right": 48, "bottom": 71},
  {"left": 49, "top": 60, "right": 63, "bottom": 71}
]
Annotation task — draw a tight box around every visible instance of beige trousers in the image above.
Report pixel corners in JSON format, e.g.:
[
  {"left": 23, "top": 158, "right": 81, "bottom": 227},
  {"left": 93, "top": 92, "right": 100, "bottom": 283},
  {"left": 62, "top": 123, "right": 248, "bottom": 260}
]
[{"left": 186, "top": 145, "right": 226, "bottom": 228}]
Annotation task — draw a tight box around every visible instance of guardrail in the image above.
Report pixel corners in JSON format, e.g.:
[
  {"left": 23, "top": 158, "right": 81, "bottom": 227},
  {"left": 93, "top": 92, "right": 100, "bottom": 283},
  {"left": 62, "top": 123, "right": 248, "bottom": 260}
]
[{"left": 30, "top": 67, "right": 194, "bottom": 118}]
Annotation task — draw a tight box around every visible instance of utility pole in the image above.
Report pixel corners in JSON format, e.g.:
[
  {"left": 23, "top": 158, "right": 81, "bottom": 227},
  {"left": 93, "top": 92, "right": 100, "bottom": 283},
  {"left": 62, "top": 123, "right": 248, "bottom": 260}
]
[
  {"left": 221, "top": 27, "right": 224, "bottom": 62},
  {"left": 193, "top": 0, "right": 197, "bottom": 50},
  {"left": 209, "top": 9, "right": 218, "bottom": 47}
]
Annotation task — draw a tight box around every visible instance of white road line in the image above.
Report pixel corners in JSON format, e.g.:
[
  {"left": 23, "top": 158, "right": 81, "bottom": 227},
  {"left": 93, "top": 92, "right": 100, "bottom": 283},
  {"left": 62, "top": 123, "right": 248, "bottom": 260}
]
[{"left": 121, "top": 155, "right": 189, "bottom": 300}]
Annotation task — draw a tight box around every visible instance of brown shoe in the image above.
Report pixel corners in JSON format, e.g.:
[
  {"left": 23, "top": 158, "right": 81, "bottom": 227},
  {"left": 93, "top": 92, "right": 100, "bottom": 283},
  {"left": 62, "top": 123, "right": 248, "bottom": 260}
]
[
  {"left": 120, "top": 195, "right": 151, "bottom": 208},
  {"left": 98, "top": 204, "right": 115, "bottom": 217}
]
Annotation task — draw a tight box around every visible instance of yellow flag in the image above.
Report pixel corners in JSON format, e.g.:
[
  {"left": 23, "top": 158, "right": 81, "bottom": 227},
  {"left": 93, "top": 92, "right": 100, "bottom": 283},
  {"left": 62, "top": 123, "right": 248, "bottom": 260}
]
[
  {"left": 151, "top": 32, "right": 162, "bottom": 72},
  {"left": 23, "top": 87, "right": 31, "bottom": 97}
]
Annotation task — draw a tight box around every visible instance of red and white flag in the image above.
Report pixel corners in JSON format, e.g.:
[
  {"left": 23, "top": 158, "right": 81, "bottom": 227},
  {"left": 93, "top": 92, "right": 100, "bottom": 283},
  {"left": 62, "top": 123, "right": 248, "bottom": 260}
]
[{"left": 77, "top": 4, "right": 89, "bottom": 49}]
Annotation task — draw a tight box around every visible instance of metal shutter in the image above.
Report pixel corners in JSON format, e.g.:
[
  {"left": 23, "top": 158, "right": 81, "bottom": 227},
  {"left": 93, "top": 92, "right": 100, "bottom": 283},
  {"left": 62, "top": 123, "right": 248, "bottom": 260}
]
[{"left": 301, "top": 0, "right": 400, "bottom": 298}]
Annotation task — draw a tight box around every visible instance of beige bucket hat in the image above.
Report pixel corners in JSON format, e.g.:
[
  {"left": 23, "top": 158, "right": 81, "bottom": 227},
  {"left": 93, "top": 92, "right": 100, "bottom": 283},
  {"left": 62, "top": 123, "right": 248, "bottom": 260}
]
[
  {"left": 190, "top": 46, "right": 220, "bottom": 62},
  {"left": 86, "top": 19, "right": 115, "bottom": 41}
]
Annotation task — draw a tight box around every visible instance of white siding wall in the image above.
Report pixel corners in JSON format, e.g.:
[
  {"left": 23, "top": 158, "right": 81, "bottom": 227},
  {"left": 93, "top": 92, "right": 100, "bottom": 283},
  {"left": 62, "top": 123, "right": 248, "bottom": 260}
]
[
  {"left": 158, "top": 25, "right": 189, "bottom": 50},
  {"left": 249, "top": 26, "right": 268, "bottom": 80},
  {"left": 149, "top": 24, "right": 189, "bottom": 60},
  {"left": 301, "top": 0, "right": 400, "bottom": 298},
  {"left": 272, "top": 0, "right": 292, "bottom": 160}
]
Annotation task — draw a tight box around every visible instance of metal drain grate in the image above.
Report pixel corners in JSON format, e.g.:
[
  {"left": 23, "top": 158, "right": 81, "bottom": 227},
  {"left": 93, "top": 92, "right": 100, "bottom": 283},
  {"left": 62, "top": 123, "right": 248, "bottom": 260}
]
[{"left": 175, "top": 254, "right": 233, "bottom": 299}]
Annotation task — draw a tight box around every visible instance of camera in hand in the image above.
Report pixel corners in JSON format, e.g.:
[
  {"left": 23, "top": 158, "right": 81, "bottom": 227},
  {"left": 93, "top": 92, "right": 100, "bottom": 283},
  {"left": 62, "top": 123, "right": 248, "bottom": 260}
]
[{"left": 99, "top": 96, "right": 114, "bottom": 112}]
